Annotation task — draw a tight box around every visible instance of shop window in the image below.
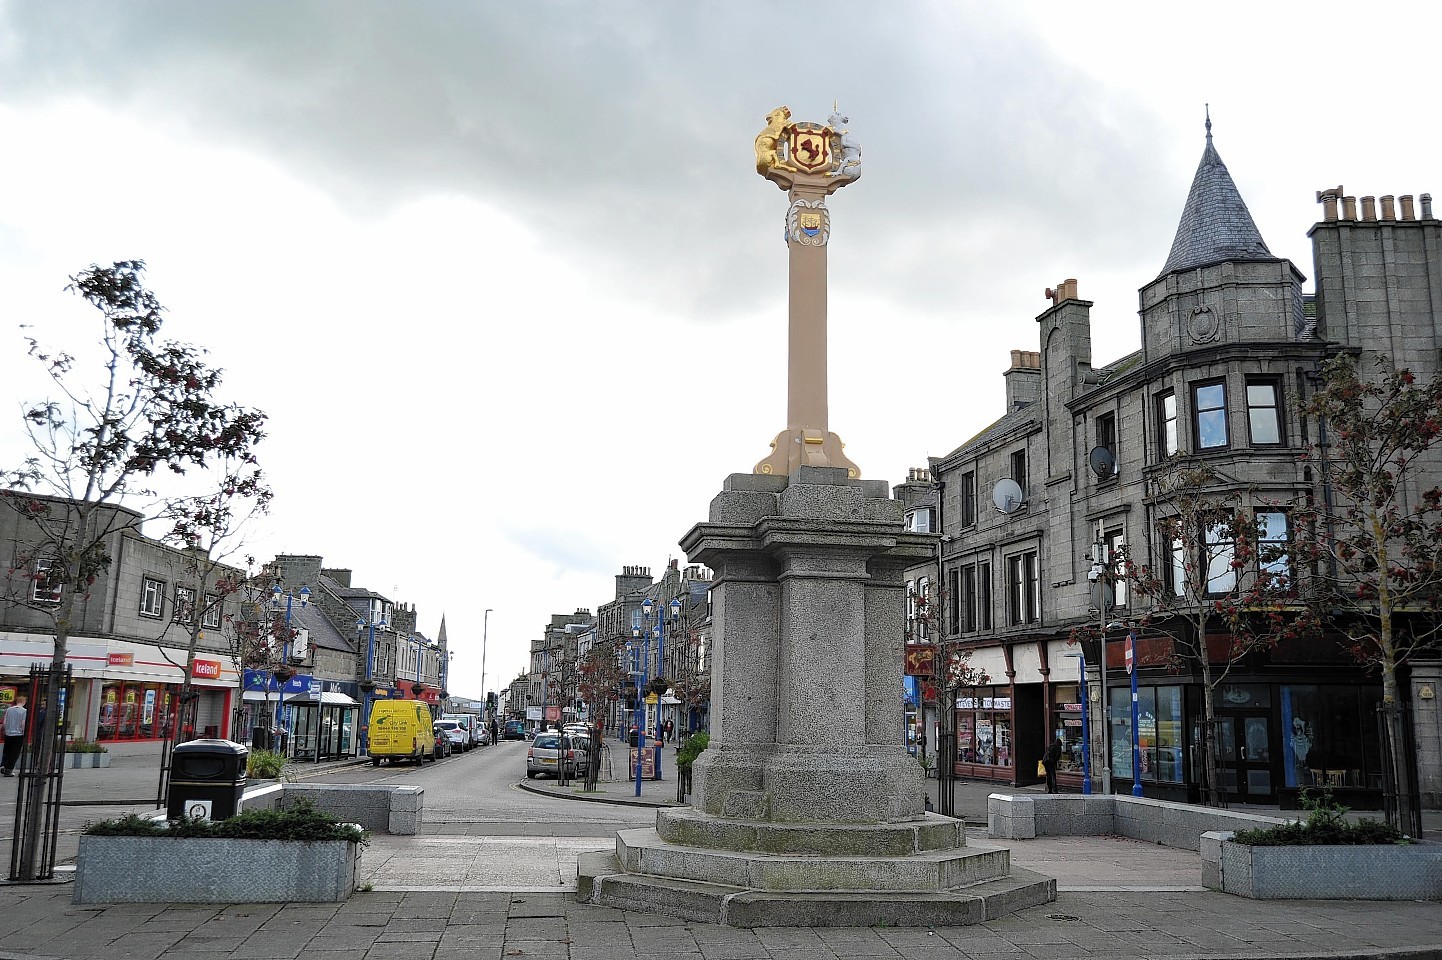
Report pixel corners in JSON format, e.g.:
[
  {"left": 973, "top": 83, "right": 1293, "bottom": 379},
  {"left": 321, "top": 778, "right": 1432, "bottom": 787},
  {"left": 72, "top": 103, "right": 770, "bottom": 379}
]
[
  {"left": 140, "top": 577, "right": 164, "bottom": 618},
  {"left": 30, "top": 557, "right": 62, "bottom": 605},
  {"left": 1280, "top": 684, "right": 1384, "bottom": 789},
  {"left": 1246, "top": 377, "right": 1284, "bottom": 446},
  {"left": 1192, "top": 380, "right": 1229, "bottom": 450},
  {"left": 955, "top": 688, "right": 1013, "bottom": 767},
  {"left": 960, "top": 470, "right": 977, "bottom": 527},
  {"left": 1156, "top": 390, "right": 1178, "bottom": 457},
  {"left": 1049, "top": 683, "right": 1086, "bottom": 776}
]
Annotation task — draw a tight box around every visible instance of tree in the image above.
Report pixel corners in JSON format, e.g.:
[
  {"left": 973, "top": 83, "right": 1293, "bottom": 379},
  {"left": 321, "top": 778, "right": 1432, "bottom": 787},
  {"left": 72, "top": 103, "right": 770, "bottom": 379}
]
[
  {"left": 577, "top": 641, "right": 628, "bottom": 790},
  {"left": 1293, "top": 353, "right": 1442, "bottom": 832},
  {"left": 159, "top": 457, "right": 273, "bottom": 742},
  {"left": 0, "top": 261, "right": 266, "bottom": 879},
  {"left": 1107, "top": 459, "right": 1313, "bottom": 807},
  {"left": 910, "top": 585, "right": 989, "bottom": 817}
]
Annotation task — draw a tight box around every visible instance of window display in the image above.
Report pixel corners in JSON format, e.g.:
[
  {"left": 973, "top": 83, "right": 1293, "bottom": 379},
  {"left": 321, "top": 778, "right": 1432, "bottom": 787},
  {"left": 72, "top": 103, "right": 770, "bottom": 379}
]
[
  {"left": 954, "top": 686, "right": 1013, "bottom": 768},
  {"left": 1050, "top": 683, "right": 1085, "bottom": 775}
]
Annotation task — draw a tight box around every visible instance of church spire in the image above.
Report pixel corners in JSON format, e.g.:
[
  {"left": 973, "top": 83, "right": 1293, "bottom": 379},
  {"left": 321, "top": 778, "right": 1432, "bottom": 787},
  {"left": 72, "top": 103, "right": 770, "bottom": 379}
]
[{"left": 1158, "top": 110, "right": 1272, "bottom": 277}]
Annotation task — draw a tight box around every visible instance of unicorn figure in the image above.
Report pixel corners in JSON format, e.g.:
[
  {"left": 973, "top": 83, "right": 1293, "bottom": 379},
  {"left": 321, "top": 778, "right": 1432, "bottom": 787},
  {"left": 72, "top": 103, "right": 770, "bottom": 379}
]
[{"left": 829, "top": 110, "right": 862, "bottom": 181}]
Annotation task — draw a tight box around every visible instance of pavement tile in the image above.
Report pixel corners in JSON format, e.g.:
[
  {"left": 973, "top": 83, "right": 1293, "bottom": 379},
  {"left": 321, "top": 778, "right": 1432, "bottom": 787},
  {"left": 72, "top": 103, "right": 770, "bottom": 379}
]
[
  {"left": 355, "top": 943, "right": 437, "bottom": 960},
  {"left": 492, "top": 942, "right": 570, "bottom": 960},
  {"left": 168, "top": 935, "right": 252, "bottom": 953}
]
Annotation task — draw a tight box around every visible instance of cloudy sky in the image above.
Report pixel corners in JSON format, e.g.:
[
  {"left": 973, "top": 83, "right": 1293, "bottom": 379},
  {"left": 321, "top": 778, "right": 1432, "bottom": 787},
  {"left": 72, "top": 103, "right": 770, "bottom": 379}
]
[{"left": 2, "top": 2, "right": 1438, "bottom": 698}]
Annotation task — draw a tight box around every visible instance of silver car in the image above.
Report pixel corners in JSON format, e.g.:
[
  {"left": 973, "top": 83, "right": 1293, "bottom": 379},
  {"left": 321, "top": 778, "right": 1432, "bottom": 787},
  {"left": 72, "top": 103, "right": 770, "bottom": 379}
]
[{"left": 525, "top": 733, "right": 586, "bottom": 779}]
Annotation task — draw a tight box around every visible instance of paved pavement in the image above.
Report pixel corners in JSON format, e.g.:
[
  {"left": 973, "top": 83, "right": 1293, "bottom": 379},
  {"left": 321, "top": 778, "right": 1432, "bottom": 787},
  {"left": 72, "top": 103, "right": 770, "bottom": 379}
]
[{"left": 0, "top": 742, "right": 1439, "bottom": 959}]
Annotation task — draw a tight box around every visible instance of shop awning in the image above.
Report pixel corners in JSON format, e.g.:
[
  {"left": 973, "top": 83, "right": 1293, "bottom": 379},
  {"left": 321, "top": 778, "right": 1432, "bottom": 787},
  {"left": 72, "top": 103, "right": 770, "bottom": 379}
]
[{"left": 284, "top": 690, "right": 359, "bottom": 707}]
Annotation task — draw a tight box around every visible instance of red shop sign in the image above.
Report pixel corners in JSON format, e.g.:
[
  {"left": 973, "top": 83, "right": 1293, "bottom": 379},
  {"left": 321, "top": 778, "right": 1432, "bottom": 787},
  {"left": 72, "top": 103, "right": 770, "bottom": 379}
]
[
  {"left": 192, "top": 659, "right": 222, "bottom": 680},
  {"left": 108, "top": 652, "right": 134, "bottom": 667}
]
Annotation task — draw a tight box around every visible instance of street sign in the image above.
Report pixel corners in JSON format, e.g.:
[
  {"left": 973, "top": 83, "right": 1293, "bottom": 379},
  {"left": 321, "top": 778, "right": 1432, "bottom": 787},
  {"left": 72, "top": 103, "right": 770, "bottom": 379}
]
[{"left": 1125, "top": 632, "right": 1135, "bottom": 675}]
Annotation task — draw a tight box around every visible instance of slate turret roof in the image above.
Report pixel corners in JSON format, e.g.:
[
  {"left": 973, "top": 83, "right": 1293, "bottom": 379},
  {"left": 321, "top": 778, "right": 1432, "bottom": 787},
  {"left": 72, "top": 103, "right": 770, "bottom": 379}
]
[{"left": 1159, "top": 116, "right": 1273, "bottom": 277}]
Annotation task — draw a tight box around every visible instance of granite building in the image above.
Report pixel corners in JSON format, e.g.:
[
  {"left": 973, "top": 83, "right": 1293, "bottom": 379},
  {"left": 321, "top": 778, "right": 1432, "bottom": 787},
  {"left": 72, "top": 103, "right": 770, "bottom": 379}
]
[{"left": 908, "top": 125, "right": 1440, "bottom": 809}]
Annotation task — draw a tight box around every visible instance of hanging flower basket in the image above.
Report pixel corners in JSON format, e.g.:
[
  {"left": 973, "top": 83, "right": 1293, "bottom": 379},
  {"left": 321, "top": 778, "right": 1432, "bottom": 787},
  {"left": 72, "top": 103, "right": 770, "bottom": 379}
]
[
  {"left": 410, "top": 683, "right": 426, "bottom": 696},
  {"left": 272, "top": 668, "right": 295, "bottom": 684},
  {"left": 357, "top": 680, "right": 376, "bottom": 693},
  {"left": 648, "top": 677, "right": 669, "bottom": 697}
]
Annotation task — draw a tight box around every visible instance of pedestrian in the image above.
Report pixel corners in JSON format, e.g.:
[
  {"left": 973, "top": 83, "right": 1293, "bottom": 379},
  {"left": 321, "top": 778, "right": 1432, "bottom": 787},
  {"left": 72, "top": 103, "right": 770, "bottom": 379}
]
[
  {"left": 2, "top": 694, "right": 28, "bottom": 776},
  {"left": 1042, "top": 736, "right": 1063, "bottom": 794},
  {"left": 489, "top": 718, "right": 499, "bottom": 745},
  {"left": 663, "top": 718, "right": 674, "bottom": 743}
]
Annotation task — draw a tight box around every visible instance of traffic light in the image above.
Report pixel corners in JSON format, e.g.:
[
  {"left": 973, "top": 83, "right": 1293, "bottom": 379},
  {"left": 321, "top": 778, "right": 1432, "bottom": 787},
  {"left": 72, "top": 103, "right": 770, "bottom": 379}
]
[{"left": 486, "top": 691, "right": 497, "bottom": 711}]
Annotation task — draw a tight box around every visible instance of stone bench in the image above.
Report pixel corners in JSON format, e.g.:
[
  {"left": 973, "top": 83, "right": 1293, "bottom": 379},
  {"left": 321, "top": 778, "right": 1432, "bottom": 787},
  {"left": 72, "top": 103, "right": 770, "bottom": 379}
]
[
  {"left": 987, "top": 793, "right": 1288, "bottom": 851},
  {"left": 243, "top": 782, "right": 423, "bottom": 835}
]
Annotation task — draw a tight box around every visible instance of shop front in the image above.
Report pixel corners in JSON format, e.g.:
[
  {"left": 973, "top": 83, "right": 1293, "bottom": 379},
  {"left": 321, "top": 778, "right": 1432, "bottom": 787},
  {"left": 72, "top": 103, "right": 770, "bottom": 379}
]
[
  {"left": 953, "top": 686, "right": 1015, "bottom": 780},
  {"left": 0, "top": 633, "right": 236, "bottom": 742}
]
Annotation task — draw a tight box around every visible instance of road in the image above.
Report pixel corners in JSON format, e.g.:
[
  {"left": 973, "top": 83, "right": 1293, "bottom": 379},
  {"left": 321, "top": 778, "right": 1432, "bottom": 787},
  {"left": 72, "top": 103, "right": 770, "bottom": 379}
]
[{"left": 312, "top": 739, "right": 652, "bottom": 891}]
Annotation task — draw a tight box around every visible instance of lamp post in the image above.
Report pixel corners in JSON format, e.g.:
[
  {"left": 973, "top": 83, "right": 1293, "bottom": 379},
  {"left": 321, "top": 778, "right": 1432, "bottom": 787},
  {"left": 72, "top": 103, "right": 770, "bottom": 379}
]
[
  {"left": 638, "top": 597, "right": 681, "bottom": 780},
  {"left": 1089, "top": 539, "right": 1113, "bottom": 795},
  {"left": 626, "top": 636, "right": 646, "bottom": 798},
  {"left": 356, "top": 613, "right": 387, "bottom": 754},
  {"left": 270, "top": 584, "right": 311, "bottom": 745},
  {"left": 1064, "top": 651, "right": 1092, "bottom": 795},
  {"left": 481, "top": 608, "right": 494, "bottom": 719},
  {"left": 1128, "top": 630, "right": 1143, "bottom": 797}
]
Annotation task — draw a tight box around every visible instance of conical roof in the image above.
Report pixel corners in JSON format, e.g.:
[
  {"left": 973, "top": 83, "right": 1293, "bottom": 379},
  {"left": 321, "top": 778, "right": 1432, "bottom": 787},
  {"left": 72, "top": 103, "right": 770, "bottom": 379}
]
[{"left": 1159, "top": 118, "right": 1272, "bottom": 277}]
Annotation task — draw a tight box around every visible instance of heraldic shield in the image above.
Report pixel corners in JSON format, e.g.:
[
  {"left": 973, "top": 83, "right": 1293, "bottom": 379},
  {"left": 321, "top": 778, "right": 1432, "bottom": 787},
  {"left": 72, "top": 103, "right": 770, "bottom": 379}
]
[{"left": 785, "top": 122, "right": 832, "bottom": 173}]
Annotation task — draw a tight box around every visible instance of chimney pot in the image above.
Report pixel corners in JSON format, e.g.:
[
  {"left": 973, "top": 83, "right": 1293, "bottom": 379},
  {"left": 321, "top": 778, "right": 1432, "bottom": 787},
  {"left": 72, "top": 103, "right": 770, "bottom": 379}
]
[
  {"left": 1400, "top": 195, "right": 1416, "bottom": 220},
  {"left": 1422, "top": 194, "right": 1434, "bottom": 219},
  {"left": 1342, "top": 196, "right": 1358, "bottom": 220},
  {"left": 1381, "top": 195, "right": 1396, "bottom": 221},
  {"left": 1361, "top": 196, "right": 1377, "bottom": 221},
  {"left": 1316, "top": 185, "right": 1343, "bottom": 221}
]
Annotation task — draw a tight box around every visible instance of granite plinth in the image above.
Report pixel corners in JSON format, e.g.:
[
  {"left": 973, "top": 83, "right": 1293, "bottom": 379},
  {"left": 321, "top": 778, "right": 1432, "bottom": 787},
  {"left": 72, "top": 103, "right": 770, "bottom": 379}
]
[{"left": 656, "top": 807, "right": 963, "bottom": 855}]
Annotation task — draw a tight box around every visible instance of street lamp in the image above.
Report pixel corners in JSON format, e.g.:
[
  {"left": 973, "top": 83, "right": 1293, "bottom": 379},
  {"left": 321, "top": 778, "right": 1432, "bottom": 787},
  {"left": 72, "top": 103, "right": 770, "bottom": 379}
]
[
  {"left": 481, "top": 608, "right": 494, "bottom": 718},
  {"left": 1063, "top": 651, "right": 1092, "bottom": 794},
  {"left": 638, "top": 596, "right": 681, "bottom": 780},
  {"left": 625, "top": 635, "right": 646, "bottom": 798},
  {"left": 1089, "top": 539, "right": 1113, "bottom": 795},
  {"left": 270, "top": 584, "right": 311, "bottom": 744},
  {"left": 355, "top": 613, "right": 388, "bottom": 754}
]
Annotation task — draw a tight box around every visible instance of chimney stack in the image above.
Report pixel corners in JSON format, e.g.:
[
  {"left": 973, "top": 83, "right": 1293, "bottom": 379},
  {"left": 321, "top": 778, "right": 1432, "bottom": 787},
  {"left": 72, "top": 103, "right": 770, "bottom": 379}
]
[{"left": 1004, "top": 349, "right": 1042, "bottom": 412}]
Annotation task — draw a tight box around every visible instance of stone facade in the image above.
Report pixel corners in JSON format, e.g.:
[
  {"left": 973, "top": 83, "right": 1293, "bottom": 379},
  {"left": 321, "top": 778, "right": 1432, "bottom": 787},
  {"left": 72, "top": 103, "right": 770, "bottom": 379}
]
[{"left": 907, "top": 132, "right": 1441, "bottom": 809}]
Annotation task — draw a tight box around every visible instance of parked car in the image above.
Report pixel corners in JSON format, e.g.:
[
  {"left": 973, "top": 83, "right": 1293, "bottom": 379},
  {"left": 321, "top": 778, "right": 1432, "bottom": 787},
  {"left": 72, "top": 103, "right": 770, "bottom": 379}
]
[
  {"left": 474, "top": 725, "right": 492, "bottom": 747},
  {"left": 503, "top": 719, "right": 527, "bottom": 741},
  {"left": 526, "top": 732, "right": 585, "bottom": 779},
  {"left": 434, "top": 719, "right": 469, "bottom": 753},
  {"left": 440, "top": 714, "right": 477, "bottom": 750},
  {"left": 433, "top": 725, "right": 453, "bottom": 758}
]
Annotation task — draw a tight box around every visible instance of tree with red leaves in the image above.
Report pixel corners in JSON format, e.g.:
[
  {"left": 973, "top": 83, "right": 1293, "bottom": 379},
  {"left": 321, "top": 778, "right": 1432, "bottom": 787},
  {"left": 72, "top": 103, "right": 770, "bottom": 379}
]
[
  {"left": 0, "top": 261, "right": 267, "bottom": 879},
  {"left": 1292, "top": 353, "right": 1442, "bottom": 833}
]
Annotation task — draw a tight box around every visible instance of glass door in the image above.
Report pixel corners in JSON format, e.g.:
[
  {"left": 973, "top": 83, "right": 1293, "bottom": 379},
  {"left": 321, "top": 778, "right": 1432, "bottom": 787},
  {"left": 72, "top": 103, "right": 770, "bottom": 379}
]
[{"left": 1217, "top": 714, "right": 1274, "bottom": 802}]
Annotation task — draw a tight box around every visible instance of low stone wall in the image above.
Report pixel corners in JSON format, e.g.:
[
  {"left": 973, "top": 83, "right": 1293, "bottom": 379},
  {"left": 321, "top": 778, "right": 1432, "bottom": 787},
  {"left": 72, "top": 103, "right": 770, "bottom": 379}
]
[
  {"left": 987, "top": 794, "right": 1288, "bottom": 851},
  {"left": 1202, "top": 831, "right": 1442, "bottom": 899},
  {"left": 243, "top": 782, "right": 423, "bottom": 835},
  {"left": 64, "top": 752, "right": 110, "bottom": 769},
  {"left": 73, "top": 835, "right": 357, "bottom": 904}
]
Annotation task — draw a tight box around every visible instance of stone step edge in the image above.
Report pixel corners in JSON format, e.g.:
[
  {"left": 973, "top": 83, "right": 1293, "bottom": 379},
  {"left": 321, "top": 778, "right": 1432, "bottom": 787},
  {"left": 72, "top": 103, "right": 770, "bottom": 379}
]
[{"left": 576, "top": 852, "right": 1057, "bottom": 927}]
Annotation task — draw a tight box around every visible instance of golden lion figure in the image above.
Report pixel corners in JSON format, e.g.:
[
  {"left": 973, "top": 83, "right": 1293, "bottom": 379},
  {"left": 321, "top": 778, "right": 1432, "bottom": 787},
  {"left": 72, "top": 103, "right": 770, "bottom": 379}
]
[{"left": 754, "top": 106, "right": 791, "bottom": 175}]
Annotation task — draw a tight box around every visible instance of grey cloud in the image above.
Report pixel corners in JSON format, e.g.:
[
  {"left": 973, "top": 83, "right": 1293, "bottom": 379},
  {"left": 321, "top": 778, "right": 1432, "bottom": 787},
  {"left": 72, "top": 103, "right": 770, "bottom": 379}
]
[{"left": 0, "top": 2, "right": 1181, "bottom": 319}]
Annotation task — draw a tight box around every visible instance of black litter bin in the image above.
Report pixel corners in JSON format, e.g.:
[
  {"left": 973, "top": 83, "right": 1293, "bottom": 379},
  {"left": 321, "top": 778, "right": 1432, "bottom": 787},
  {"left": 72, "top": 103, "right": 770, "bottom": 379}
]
[{"left": 168, "top": 739, "right": 249, "bottom": 821}]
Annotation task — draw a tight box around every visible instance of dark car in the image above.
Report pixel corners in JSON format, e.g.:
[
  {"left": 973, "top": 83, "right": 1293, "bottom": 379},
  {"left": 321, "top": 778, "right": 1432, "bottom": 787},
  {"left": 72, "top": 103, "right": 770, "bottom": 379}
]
[
  {"left": 502, "top": 720, "right": 527, "bottom": 741},
  {"left": 433, "top": 725, "right": 453, "bottom": 758}
]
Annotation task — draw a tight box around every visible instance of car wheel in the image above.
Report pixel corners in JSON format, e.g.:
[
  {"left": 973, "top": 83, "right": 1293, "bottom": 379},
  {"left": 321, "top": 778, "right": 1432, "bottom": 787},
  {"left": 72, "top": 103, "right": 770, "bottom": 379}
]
[
  {"left": 526, "top": 770, "right": 537, "bottom": 779},
  {"left": 370, "top": 757, "right": 380, "bottom": 767}
]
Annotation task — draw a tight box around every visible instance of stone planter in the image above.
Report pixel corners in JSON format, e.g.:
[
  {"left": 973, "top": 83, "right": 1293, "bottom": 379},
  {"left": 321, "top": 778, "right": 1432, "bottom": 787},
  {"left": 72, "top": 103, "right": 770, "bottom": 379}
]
[
  {"left": 64, "top": 752, "right": 110, "bottom": 769},
  {"left": 1202, "top": 831, "right": 1442, "bottom": 900},
  {"left": 73, "top": 834, "right": 359, "bottom": 904}
]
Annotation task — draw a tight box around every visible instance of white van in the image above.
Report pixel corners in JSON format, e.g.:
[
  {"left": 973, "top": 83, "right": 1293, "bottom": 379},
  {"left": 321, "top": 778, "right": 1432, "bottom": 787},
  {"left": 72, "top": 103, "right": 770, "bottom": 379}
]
[{"left": 440, "top": 714, "right": 476, "bottom": 752}]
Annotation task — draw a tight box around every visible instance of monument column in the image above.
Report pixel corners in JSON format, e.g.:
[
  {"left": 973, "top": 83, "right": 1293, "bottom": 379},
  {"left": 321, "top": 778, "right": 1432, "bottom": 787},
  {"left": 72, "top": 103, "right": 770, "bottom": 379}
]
[{"left": 753, "top": 106, "right": 862, "bottom": 478}]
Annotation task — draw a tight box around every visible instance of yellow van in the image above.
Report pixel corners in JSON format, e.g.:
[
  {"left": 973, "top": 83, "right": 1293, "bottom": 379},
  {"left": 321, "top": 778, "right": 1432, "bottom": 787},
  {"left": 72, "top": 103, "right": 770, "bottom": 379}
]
[{"left": 367, "top": 700, "right": 435, "bottom": 766}]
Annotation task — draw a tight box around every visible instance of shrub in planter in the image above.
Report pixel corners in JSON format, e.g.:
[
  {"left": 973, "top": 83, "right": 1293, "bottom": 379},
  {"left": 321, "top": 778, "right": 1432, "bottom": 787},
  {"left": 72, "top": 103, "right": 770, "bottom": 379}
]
[
  {"left": 247, "top": 748, "right": 288, "bottom": 780},
  {"left": 76, "top": 801, "right": 368, "bottom": 904},
  {"left": 675, "top": 732, "right": 709, "bottom": 769},
  {"left": 1231, "top": 789, "right": 1406, "bottom": 847},
  {"left": 65, "top": 739, "right": 108, "bottom": 754}
]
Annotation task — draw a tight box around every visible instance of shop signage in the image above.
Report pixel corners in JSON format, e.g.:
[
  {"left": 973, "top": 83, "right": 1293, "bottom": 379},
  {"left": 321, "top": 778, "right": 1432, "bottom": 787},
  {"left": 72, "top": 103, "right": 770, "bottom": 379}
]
[
  {"left": 192, "top": 659, "right": 222, "bottom": 680},
  {"left": 1125, "top": 633, "right": 1135, "bottom": 675},
  {"left": 107, "top": 653, "right": 134, "bottom": 667},
  {"left": 545, "top": 705, "right": 561, "bottom": 721},
  {"left": 241, "top": 668, "right": 315, "bottom": 694},
  {"left": 904, "top": 643, "right": 935, "bottom": 677}
]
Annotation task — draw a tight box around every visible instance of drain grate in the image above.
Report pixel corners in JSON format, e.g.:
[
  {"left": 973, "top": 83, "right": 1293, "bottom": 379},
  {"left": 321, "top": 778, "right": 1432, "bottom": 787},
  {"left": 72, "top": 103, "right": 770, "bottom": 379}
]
[{"left": 1047, "top": 914, "right": 1081, "bottom": 922}]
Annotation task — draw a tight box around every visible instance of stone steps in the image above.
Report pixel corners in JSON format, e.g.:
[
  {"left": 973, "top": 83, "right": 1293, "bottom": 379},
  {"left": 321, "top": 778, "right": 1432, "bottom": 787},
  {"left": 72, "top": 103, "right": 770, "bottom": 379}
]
[
  {"left": 616, "top": 827, "right": 1011, "bottom": 892},
  {"left": 578, "top": 850, "right": 1057, "bottom": 927}
]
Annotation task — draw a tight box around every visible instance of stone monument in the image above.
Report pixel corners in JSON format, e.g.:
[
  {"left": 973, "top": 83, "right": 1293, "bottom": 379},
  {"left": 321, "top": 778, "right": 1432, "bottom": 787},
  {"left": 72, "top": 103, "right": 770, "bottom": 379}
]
[{"left": 577, "top": 107, "right": 1055, "bottom": 927}]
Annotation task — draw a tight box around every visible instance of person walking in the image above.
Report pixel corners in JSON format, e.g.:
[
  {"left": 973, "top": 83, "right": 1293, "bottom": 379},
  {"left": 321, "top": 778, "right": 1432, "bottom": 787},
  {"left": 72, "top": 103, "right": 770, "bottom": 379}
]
[
  {"left": 488, "top": 718, "right": 499, "bottom": 746},
  {"left": 663, "top": 718, "right": 674, "bottom": 743},
  {"left": 2, "top": 694, "right": 29, "bottom": 777},
  {"left": 1041, "top": 736, "right": 1063, "bottom": 794}
]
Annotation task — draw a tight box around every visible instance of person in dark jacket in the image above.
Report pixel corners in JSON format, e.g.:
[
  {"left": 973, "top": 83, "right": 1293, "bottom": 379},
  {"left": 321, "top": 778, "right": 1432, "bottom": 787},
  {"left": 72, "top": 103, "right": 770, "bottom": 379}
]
[{"left": 1042, "top": 737, "right": 1064, "bottom": 794}]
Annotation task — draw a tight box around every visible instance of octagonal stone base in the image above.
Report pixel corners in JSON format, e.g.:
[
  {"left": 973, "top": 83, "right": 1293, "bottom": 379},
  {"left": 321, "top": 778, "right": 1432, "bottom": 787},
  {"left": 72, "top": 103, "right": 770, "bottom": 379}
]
[{"left": 577, "top": 822, "right": 1056, "bottom": 927}]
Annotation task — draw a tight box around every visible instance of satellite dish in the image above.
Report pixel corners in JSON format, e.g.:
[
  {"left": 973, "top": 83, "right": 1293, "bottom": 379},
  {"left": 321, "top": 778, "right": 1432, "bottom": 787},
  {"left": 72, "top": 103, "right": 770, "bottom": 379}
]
[
  {"left": 992, "top": 478, "right": 1024, "bottom": 514},
  {"left": 1089, "top": 445, "right": 1116, "bottom": 479}
]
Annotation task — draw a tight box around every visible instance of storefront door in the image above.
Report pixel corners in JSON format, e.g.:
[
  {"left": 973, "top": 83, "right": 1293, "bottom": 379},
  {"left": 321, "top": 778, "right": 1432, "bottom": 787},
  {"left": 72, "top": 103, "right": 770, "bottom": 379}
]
[{"left": 1217, "top": 714, "right": 1274, "bottom": 802}]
